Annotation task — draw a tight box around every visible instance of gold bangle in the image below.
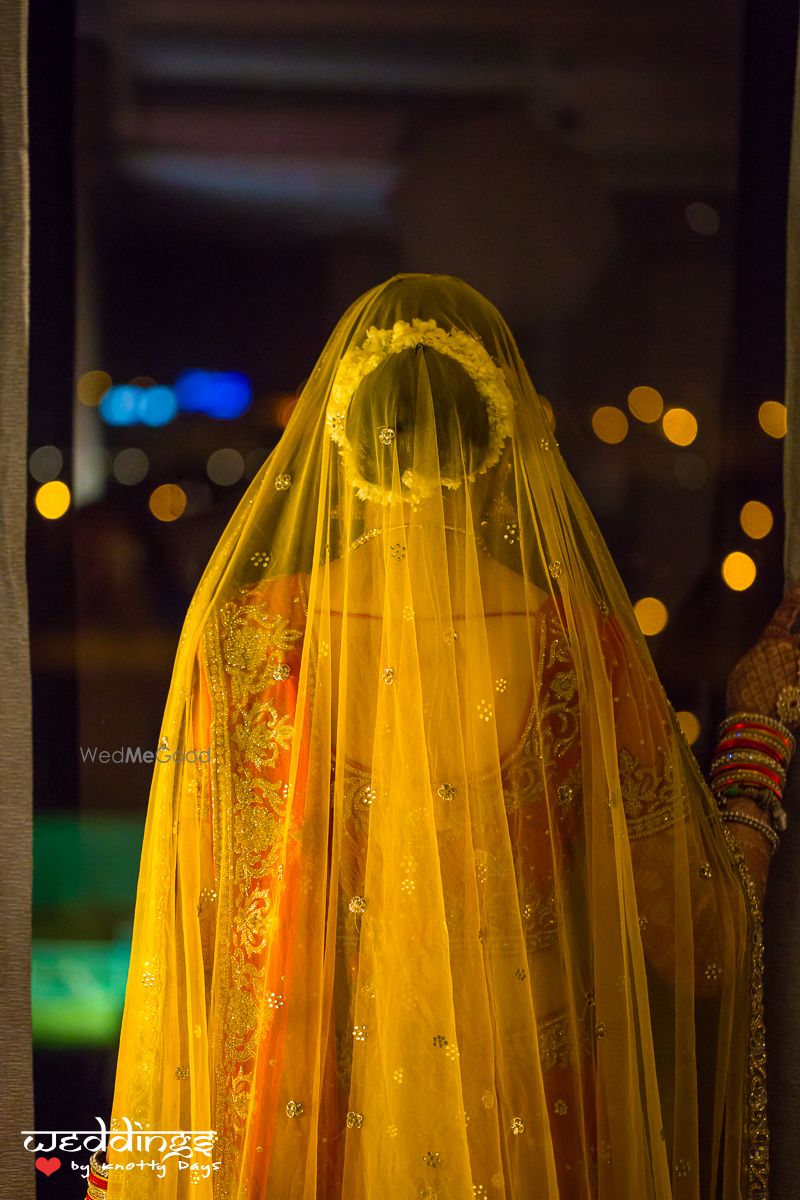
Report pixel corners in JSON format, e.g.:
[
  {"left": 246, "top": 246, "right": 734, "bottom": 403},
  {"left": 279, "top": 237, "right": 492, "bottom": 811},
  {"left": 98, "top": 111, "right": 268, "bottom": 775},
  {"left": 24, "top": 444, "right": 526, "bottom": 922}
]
[
  {"left": 710, "top": 750, "right": 788, "bottom": 785},
  {"left": 718, "top": 711, "right": 796, "bottom": 754},
  {"left": 710, "top": 767, "right": 784, "bottom": 799},
  {"left": 719, "top": 809, "right": 780, "bottom": 853},
  {"left": 89, "top": 1151, "right": 108, "bottom": 1178},
  {"left": 719, "top": 724, "right": 796, "bottom": 763},
  {"left": 720, "top": 785, "right": 790, "bottom": 833}
]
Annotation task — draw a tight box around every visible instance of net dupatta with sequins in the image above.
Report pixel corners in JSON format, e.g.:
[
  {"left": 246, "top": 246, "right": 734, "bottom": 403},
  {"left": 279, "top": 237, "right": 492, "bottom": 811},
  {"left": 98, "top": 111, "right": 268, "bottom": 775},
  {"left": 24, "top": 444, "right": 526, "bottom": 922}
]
[{"left": 104, "top": 274, "right": 766, "bottom": 1200}]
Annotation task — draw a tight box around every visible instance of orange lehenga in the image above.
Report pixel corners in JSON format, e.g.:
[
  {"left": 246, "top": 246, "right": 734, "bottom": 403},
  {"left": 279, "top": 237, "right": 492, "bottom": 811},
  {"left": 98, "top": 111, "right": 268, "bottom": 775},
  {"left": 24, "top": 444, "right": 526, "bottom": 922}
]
[
  {"left": 102, "top": 274, "right": 765, "bottom": 1200},
  {"left": 209, "top": 578, "right": 597, "bottom": 1196}
]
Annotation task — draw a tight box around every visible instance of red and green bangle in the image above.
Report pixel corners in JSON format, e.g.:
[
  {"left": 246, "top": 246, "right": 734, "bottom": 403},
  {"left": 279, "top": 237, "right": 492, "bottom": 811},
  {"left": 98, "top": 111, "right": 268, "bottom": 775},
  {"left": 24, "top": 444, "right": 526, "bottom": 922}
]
[
  {"left": 710, "top": 711, "right": 795, "bottom": 843},
  {"left": 717, "top": 712, "right": 795, "bottom": 758}
]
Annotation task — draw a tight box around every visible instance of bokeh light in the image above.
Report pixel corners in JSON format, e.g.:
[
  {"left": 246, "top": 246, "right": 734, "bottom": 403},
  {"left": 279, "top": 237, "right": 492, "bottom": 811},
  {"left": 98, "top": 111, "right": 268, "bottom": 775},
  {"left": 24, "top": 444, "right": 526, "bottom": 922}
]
[
  {"left": 99, "top": 383, "right": 179, "bottom": 427},
  {"left": 758, "top": 400, "right": 788, "bottom": 438},
  {"left": 722, "top": 551, "right": 757, "bottom": 591},
  {"left": 739, "top": 500, "right": 773, "bottom": 540},
  {"left": 77, "top": 369, "right": 112, "bottom": 407},
  {"left": 35, "top": 480, "right": 71, "bottom": 520},
  {"left": 634, "top": 596, "right": 669, "bottom": 636},
  {"left": 676, "top": 710, "right": 701, "bottom": 744},
  {"left": 273, "top": 394, "right": 298, "bottom": 428},
  {"left": 662, "top": 407, "right": 698, "bottom": 446},
  {"left": 139, "top": 386, "right": 179, "bottom": 427},
  {"left": 29, "top": 445, "right": 64, "bottom": 483},
  {"left": 92, "top": 370, "right": 253, "bottom": 424},
  {"left": 174, "top": 370, "right": 252, "bottom": 419},
  {"left": 592, "top": 406, "right": 629, "bottom": 444},
  {"left": 684, "top": 202, "right": 720, "bottom": 236},
  {"left": 148, "top": 484, "right": 187, "bottom": 522},
  {"left": 206, "top": 449, "right": 245, "bottom": 486},
  {"left": 627, "top": 385, "right": 664, "bottom": 423},
  {"left": 99, "top": 385, "right": 140, "bottom": 427},
  {"left": 673, "top": 453, "right": 708, "bottom": 490},
  {"left": 112, "top": 448, "right": 150, "bottom": 486}
]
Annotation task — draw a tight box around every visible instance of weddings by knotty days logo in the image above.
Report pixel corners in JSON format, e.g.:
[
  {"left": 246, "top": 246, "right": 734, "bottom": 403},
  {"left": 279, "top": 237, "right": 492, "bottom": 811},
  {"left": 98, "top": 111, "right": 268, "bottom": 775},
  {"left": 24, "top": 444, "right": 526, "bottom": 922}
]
[{"left": 22, "top": 1118, "right": 219, "bottom": 1180}]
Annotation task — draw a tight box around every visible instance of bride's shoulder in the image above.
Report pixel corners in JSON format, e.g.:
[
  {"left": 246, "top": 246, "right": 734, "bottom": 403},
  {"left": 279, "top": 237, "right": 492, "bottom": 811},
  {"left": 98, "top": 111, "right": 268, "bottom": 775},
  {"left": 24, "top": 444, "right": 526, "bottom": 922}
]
[{"left": 478, "top": 555, "right": 549, "bottom": 614}]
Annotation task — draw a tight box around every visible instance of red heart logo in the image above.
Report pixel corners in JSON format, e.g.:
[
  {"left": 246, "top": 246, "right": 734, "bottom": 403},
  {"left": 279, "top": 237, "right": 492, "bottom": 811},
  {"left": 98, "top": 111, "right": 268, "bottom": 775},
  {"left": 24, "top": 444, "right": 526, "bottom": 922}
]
[{"left": 35, "top": 1157, "right": 61, "bottom": 1176}]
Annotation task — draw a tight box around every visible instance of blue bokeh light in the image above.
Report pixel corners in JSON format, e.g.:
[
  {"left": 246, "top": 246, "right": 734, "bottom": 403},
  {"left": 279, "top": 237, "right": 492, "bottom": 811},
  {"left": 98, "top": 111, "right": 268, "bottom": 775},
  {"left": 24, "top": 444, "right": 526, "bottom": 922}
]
[
  {"left": 99, "top": 385, "right": 140, "bottom": 427},
  {"left": 139, "top": 385, "right": 179, "bottom": 427},
  {"left": 99, "top": 371, "right": 253, "bottom": 426},
  {"left": 173, "top": 369, "right": 211, "bottom": 414},
  {"left": 174, "top": 369, "right": 253, "bottom": 419}
]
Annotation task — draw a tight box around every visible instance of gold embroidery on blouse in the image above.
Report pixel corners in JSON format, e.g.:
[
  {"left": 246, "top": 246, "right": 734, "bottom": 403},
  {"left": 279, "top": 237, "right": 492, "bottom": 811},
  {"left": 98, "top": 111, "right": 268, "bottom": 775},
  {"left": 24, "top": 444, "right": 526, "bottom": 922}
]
[
  {"left": 220, "top": 600, "right": 301, "bottom": 702},
  {"left": 555, "top": 762, "right": 581, "bottom": 817},
  {"left": 537, "top": 1012, "right": 576, "bottom": 1072},
  {"left": 519, "top": 879, "right": 559, "bottom": 951},
  {"left": 539, "top": 614, "right": 581, "bottom": 761},
  {"left": 547, "top": 631, "right": 573, "bottom": 668},
  {"left": 500, "top": 720, "right": 544, "bottom": 812},
  {"left": 336, "top": 762, "right": 377, "bottom": 836},
  {"left": 618, "top": 746, "right": 679, "bottom": 839}
]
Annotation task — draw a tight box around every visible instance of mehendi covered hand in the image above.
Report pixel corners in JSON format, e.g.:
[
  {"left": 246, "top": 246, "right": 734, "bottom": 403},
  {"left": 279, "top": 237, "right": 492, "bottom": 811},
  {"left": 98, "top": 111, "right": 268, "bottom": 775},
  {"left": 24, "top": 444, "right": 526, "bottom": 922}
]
[{"left": 726, "top": 578, "right": 800, "bottom": 720}]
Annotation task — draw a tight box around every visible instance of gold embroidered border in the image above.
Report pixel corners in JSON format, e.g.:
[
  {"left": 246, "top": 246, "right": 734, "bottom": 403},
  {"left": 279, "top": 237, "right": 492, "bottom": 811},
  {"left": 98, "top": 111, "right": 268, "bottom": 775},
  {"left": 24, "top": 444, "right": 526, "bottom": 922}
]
[
  {"left": 618, "top": 746, "right": 690, "bottom": 839},
  {"left": 203, "top": 586, "right": 305, "bottom": 1200},
  {"left": 718, "top": 820, "right": 768, "bottom": 1198},
  {"left": 202, "top": 612, "right": 236, "bottom": 1200},
  {"left": 537, "top": 1011, "right": 576, "bottom": 1073}
]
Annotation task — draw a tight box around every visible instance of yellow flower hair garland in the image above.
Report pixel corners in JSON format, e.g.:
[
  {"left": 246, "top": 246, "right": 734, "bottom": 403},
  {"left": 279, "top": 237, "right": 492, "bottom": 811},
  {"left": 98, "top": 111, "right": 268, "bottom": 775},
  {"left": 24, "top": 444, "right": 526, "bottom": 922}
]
[{"left": 325, "top": 318, "right": 515, "bottom": 505}]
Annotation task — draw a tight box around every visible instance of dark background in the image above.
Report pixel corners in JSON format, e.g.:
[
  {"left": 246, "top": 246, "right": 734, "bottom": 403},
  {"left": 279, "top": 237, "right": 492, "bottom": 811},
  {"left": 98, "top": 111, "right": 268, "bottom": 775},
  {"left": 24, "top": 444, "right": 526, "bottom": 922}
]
[{"left": 27, "top": 1, "right": 797, "bottom": 1196}]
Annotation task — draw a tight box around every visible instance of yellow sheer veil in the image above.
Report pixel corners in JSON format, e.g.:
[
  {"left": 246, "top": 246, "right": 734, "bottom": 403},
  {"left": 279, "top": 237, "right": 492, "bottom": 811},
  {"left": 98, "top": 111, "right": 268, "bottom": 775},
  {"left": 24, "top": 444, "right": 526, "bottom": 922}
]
[{"left": 104, "top": 274, "right": 765, "bottom": 1199}]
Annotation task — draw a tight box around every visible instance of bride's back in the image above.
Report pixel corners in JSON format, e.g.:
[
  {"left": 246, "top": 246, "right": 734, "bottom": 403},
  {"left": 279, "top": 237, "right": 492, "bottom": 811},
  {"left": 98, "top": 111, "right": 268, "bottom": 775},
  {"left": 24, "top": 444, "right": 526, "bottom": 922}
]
[{"left": 320, "top": 542, "right": 547, "bottom": 776}]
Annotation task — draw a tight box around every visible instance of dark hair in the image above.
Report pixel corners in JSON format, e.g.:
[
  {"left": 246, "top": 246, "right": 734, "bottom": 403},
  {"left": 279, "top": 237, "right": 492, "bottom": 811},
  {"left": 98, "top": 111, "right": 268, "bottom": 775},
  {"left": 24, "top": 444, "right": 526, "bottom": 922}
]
[{"left": 346, "top": 345, "right": 491, "bottom": 487}]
